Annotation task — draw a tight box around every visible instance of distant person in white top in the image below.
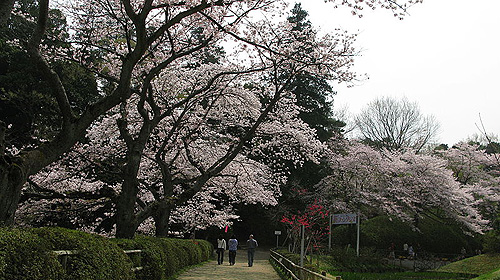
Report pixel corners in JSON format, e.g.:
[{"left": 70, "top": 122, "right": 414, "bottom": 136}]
[
  {"left": 216, "top": 235, "right": 226, "bottom": 265},
  {"left": 408, "top": 245, "right": 415, "bottom": 259}
]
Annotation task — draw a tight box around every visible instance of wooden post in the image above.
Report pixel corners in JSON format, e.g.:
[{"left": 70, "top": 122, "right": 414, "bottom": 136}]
[
  {"left": 328, "top": 212, "right": 332, "bottom": 251},
  {"left": 300, "top": 225, "right": 305, "bottom": 267},
  {"left": 356, "top": 213, "right": 360, "bottom": 257}
]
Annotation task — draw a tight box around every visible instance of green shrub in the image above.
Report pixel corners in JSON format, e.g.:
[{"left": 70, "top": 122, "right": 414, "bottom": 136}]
[
  {"left": 483, "top": 230, "right": 500, "bottom": 253},
  {"left": 171, "top": 238, "right": 203, "bottom": 265},
  {"left": 0, "top": 227, "right": 64, "bottom": 280},
  {"left": 0, "top": 227, "right": 212, "bottom": 280},
  {"left": 113, "top": 236, "right": 212, "bottom": 280},
  {"left": 196, "top": 238, "right": 213, "bottom": 260},
  {"left": 359, "top": 216, "right": 419, "bottom": 250},
  {"left": 119, "top": 236, "right": 170, "bottom": 280},
  {"left": 111, "top": 238, "right": 143, "bottom": 270},
  {"left": 30, "top": 227, "right": 134, "bottom": 280},
  {"left": 327, "top": 246, "right": 402, "bottom": 273},
  {"left": 333, "top": 215, "right": 480, "bottom": 254}
]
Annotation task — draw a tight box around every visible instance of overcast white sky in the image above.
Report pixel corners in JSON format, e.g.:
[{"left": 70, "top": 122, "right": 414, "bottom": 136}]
[{"left": 285, "top": 0, "right": 500, "bottom": 146}]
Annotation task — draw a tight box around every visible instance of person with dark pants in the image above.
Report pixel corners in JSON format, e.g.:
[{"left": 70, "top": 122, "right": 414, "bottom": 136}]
[
  {"left": 246, "top": 234, "right": 258, "bottom": 267},
  {"left": 216, "top": 235, "right": 226, "bottom": 265},
  {"left": 228, "top": 235, "right": 238, "bottom": 265}
]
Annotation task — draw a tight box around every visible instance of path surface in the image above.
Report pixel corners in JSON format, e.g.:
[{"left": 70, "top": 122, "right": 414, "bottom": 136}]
[{"left": 176, "top": 249, "right": 281, "bottom": 280}]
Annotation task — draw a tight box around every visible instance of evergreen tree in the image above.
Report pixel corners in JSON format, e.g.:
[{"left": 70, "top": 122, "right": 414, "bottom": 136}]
[
  {"left": 288, "top": 3, "right": 345, "bottom": 142},
  {"left": 0, "top": 0, "right": 100, "bottom": 148},
  {"left": 271, "top": 4, "right": 347, "bottom": 226}
]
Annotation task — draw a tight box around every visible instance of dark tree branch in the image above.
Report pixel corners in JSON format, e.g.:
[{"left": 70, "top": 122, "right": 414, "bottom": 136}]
[{"left": 27, "top": 0, "right": 75, "bottom": 128}]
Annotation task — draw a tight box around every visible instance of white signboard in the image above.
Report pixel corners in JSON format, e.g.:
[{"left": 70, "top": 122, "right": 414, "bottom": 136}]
[
  {"left": 332, "top": 213, "right": 357, "bottom": 225},
  {"left": 274, "top": 231, "right": 282, "bottom": 236}
]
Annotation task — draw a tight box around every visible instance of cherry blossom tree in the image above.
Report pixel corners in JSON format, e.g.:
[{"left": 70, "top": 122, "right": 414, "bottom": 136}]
[
  {"left": 315, "top": 139, "right": 488, "bottom": 233},
  {"left": 1, "top": 0, "right": 422, "bottom": 228},
  {"left": 436, "top": 142, "right": 500, "bottom": 228},
  {"left": 19, "top": 20, "right": 341, "bottom": 236},
  {"left": 48, "top": 0, "right": 360, "bottom": 238},
  {"left": 0, "top": 0, "right": 127, "bottom": 225},
  {"left": 1, "top": 0, "right": 283, "bottom": 226}
]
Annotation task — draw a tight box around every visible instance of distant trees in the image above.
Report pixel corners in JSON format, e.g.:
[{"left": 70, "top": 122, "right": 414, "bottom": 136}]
[
  {"left": 436, "top": 142, "right": 500, "bottom": 229},
  {"left": 315, "top": 139, "right": 488, "bottom": 233},
  {"left": 355, "top": 96, "right": 439, "bottom": 152}
]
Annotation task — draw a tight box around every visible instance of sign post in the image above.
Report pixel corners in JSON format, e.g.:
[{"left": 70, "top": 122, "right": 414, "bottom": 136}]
[
  {"left": 328, "top": 213, "right": 332, "bottom": 251},
  {"left": 300, "top": 225, "right": 305, "bottom": 267},
  {"left": 274, "top": 230, "right": 281, "bottom": 248},
  {"left": 356, "top": 213, "right": 360, "bottom": 257},
  {"left": 332, "top": 213, "right": 360, "bottom": 256}
]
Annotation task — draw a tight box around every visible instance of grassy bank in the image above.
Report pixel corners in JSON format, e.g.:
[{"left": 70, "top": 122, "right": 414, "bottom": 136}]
[
  {"left": 436, "top": 254, "right": 500, "bottom": 280},
  {"left": 329, "top": 271, "right": 471, "bottom": 280}
]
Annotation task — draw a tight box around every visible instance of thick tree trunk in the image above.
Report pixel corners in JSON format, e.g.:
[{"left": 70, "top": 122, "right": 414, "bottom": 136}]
[
  {"left": 0, "top": 163, "right": 26, "bottom": 225},
  {"left": 153, "top": 201, "right": 171, "bottom": 237},
  {"left": 0, "top": 135, "right": 87, "bottom": 225},
  {"left": 0, "top": 121, "right": 26, "bottom": 225},
  {"left": 115, "top": 153, "right": 141, "bottom": 238},
  {"left": 115, "top": 181, "right": 140, "bottom": 238}
]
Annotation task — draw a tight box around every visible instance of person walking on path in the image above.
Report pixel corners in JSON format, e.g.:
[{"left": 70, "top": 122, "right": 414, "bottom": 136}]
[
  {"left": 228, "top": 235, "right": 238, "bottom": 265},
  {"left": 408, "top": 245, "right": 415, "bottom": 259},
  {"left": 247, "top": 234, "right": 258, "bottom": 267},
  {"left": 216, "top": 235, "right": 226, "bottom": 265}
]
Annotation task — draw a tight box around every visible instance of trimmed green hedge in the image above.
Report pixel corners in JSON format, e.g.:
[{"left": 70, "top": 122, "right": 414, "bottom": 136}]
[
  {"left": 0, "top": 227, "right": 213, "bottom": 280},
  {"left": 112, "top": 236, "right": 213, "bottom": 280},
  {"left": 0, "top": 227, "right": 63, "bottom": 280},
  {"left": 31, "top": 227, "right": 134, "bottom": 280}
]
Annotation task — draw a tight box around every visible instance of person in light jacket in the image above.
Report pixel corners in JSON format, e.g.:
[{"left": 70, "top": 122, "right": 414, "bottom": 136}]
[{"left": 216, "top": 235, "right": 226, "bottom": 265}]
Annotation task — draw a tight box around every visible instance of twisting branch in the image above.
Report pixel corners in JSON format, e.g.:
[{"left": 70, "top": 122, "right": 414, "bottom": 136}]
[
  {"left": 475, "top": 113, "right": 500, "bottom": 164},
  {"left": 27, "top": 0, "right": 75, "bottom": 129},
  {"left": 147, "top": 1, "right": 217, "bottom": 47}
]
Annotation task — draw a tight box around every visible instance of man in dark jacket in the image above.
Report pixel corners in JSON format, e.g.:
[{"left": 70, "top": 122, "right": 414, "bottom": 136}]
[{"left": 246, "top": 234, "right": 258, "bottom": 267}]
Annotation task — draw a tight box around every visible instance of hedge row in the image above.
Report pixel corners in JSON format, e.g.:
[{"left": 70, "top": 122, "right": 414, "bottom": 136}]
[
  {"left": 0, "top": 227, "right": 213, "bottom": 280},
  {"left": 113, "top": 235, "right": 213, "bottom": 280}
]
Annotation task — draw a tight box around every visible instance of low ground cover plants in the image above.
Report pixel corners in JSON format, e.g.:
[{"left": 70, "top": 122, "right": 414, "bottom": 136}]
[{"left": 275, "top": 247, "right": 477, "bottom": 280}]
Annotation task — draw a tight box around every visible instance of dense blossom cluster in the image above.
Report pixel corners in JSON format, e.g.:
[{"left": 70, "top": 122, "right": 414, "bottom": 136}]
[
  {"left": 315, "top": 140, "right": 490, "bottom": 233},
  {"left": 437, "top": 142, "right": 500, "bottom": 227},
  {"left": 280, "top": 139, "right": 499, "bottom": 254},
  {"left": 18, "top": 0, "right": 348, "bottom": 233}
]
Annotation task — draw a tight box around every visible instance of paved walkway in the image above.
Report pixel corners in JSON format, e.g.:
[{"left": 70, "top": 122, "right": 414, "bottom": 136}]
[{"left": 176, "top": 249, "right": 281, "bottom": 280}]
